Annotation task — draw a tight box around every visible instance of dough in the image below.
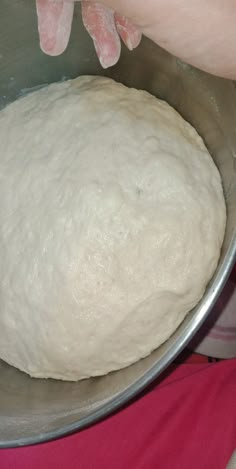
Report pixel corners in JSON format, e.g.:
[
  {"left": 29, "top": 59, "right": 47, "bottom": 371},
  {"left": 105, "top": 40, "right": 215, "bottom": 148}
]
[{"left": 0, "top": 76, "right": 226, "bottom": 381}]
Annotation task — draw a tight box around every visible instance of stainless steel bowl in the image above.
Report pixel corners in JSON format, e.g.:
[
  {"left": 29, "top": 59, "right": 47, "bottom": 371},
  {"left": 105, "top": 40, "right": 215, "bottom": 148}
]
[{"left": 0, "top": 0, "right": 235, "bottom": 448}]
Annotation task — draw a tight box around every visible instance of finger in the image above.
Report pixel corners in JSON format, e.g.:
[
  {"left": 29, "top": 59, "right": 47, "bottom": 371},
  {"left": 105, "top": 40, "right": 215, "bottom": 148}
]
[
  {"left": 36, "top": 0, "right": 74, "bottom": 56},
  {"left": 115, "top": 14, "right": 142, "bottom": 50},
  {"left": 82, "top": 1, "right": 121, "bottom": 69}
]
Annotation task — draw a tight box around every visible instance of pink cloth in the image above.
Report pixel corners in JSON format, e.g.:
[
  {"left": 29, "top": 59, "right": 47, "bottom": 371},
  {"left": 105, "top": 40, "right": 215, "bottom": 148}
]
[{"left": 1, "top": 360, "right": 236, "bottom": 469}]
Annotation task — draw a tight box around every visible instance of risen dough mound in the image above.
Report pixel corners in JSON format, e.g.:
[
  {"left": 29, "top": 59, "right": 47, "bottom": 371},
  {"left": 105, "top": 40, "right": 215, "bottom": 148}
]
[{"left": 0, "top": 76, "right": 226, "bottom": 381}]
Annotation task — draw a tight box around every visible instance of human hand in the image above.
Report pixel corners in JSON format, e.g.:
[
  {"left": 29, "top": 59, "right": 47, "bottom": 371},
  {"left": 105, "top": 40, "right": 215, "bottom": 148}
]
[
  {"left": 36, "top": 0, "right": 236, "bottom": 78},
  {"left": 36, "top": 0, "right": 141, "bottom": 68}
]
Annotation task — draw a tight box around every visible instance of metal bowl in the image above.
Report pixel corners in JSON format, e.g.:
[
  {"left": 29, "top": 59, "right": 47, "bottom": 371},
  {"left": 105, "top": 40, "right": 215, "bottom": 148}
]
[{"left": 0, "top": 1, "right": 235, "bottom": 448}]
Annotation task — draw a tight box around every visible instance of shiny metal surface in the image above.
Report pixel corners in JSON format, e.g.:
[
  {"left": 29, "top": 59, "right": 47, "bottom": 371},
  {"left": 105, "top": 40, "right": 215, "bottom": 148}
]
[{"left": 0, "top": 0, "right": 236, "bottom": 448}]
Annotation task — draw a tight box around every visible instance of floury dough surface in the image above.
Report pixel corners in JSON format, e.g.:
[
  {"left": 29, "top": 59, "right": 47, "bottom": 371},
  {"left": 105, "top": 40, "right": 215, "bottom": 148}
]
[{"left": 0, "top": 76, "right": 226, "bottom": 381}]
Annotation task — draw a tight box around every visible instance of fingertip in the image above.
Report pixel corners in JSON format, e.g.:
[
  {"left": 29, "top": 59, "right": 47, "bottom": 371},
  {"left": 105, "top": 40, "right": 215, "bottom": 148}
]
[
  {"left": 82, "top": 2, "right": 121, "bottom": 69},
  {"left": 95, "top": 41, "right": 121, "bottom": 68},
  {"left": 36, "top": 0, "right": 74, "bottom": 56},
  {"left": 115, "top": 14, "right": 142, "bottom": 51}
]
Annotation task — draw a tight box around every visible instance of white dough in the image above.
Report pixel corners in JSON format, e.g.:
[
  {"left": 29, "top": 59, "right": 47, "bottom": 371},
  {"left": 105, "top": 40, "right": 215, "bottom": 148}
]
[{"left": 0, "top": 76, "right": 226, "bottom": 381}]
